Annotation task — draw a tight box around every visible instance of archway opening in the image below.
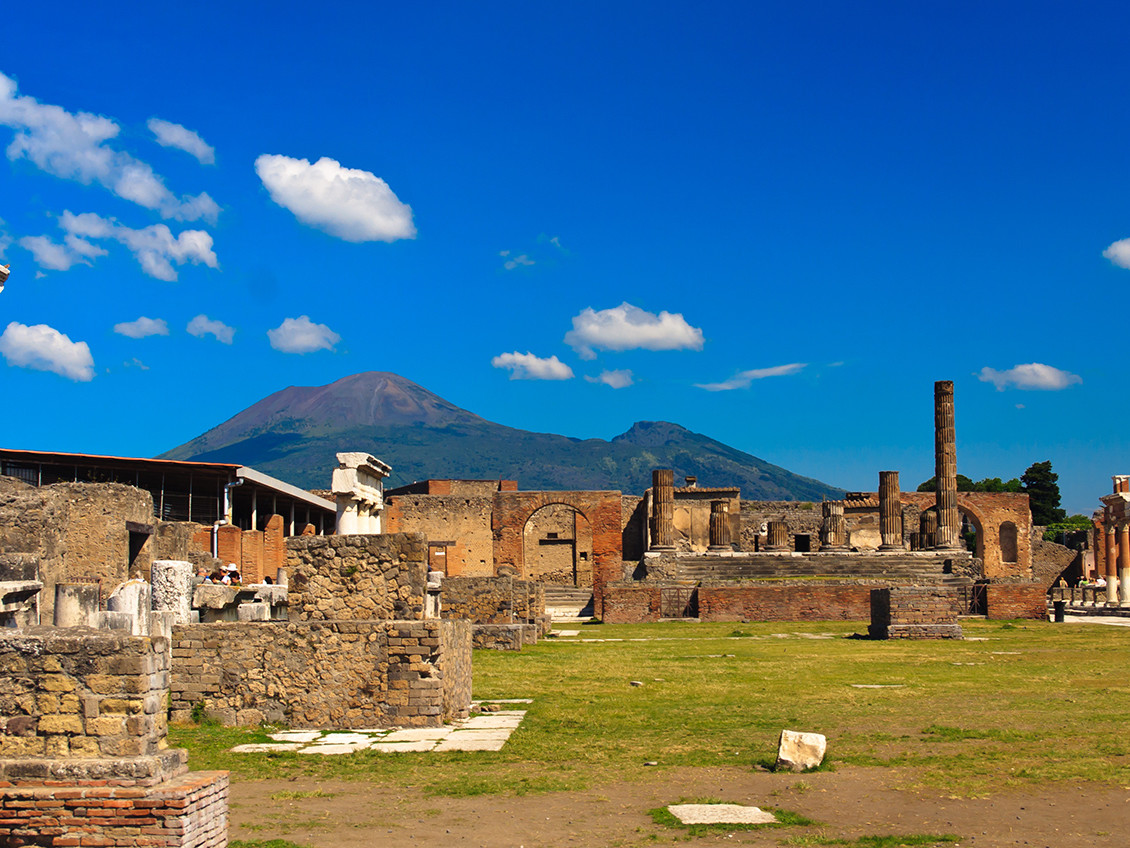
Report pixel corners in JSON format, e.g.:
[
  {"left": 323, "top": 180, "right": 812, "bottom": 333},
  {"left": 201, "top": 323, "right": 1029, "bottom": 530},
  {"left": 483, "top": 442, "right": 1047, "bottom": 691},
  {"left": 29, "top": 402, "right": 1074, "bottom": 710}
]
[{"left": 522, "top": 504, "right": 593, "bottom": 587}]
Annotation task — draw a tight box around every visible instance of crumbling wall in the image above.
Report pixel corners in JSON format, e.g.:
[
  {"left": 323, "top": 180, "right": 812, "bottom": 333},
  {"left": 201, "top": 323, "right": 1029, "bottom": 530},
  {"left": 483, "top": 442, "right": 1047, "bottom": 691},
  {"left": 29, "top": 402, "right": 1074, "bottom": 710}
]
[
  {"left": 441, "top": 576, "right": 515, "bottom": 623},
  {"left": 622, "top": 496, "right": 646, "bottom": 561},
  {"left": 1029, "top": 529, "right": 1078, "bottom": 588},
  {"left": 740, "top": 501, "right": 823, "bottom": 551},
  {"left": 286, "top": 532, "right": 427, "bottom": 621},
  {"left": 169, "top": 619, "right": 472, "bottom": 728},
  {"left": 384, "top": 493, "right": 495, "bottom": 576}
]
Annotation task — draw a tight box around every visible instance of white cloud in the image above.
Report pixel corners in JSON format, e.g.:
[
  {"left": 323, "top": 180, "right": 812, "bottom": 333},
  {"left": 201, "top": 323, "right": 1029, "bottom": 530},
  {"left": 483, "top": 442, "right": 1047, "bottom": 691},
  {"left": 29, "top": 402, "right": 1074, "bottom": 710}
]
[
  {"left": 977, "top": 363, "right": 1082, "bottom": 391},
  {"left": 491, "top": 351, "right": 574, "bottom": 381},
  {"left": 18, "top": 233, "right": 106, "bottom": 271},
  {"left": 147, "top": 118, "right": 215, "bottom": 164},
  {"left": 0, "top": 320, "right": 94, "bottom": 381},
  {"left": 187, "top": 314, "right": 234, "bottom": 344},
  {"left": 585, "top": 369, "right": 634, "bottom": 389},
  {"left": 696, "top": 363, "right": 807, "bottom": 392},
  {"left": 499, "top": 250, "right": 535, "bottom": 270},
  {"left": 113, "top": 316, "right": 168, "bottom": 338},
  {"left": 0, "top": 72, "right": 218, "bottom": 222},
  {"left": 564, "top": 302, "right": 704, "bottom": 359},
  {"left": 1103, "top": 238, "right": 1130, "bottom": 269},
  {"left": 60, "top": 211, "right": 217, "bottom": 281},
  {"left": 267, "top": 315, "right": 340, "bottom": 354},
  {"left": 255, "top": 154, "right": 415, "bottom": 242}
]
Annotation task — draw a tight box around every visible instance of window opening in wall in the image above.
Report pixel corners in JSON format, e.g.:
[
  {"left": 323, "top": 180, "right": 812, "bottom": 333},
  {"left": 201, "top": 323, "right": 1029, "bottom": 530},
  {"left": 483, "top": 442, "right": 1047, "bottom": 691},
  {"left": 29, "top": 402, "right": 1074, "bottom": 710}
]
[{"left": 794, "top": 534, "right": 811, "bottom": 553}]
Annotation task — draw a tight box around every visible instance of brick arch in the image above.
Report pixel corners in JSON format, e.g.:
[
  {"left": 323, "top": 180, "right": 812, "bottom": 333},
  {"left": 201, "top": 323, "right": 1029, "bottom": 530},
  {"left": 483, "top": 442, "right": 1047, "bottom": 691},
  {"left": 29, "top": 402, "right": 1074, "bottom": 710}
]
[
  {"left": 902, "top": 491, "right": 1031, "bottom": 579},
  {"left": 493, "top": 491, "right": 623, "bottom": 617}
]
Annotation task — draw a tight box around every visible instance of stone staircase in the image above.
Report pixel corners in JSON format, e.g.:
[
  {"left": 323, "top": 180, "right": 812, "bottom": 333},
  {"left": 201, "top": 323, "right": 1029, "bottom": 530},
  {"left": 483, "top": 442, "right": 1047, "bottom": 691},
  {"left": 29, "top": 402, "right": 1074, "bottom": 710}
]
[
  {"left": 673, "top": 553, "right": 951, "bottom": 583},
  {"left": 543, "top": 586, "right": 595, "bottom": 621}
]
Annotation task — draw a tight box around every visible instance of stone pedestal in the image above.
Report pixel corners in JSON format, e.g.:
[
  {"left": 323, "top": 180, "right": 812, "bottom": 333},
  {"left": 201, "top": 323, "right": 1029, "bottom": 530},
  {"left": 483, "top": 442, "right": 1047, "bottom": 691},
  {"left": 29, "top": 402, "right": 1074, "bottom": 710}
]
[
  {"left": 933, "top": 380, "right": 962, "bottom": 550},
  {"left": 651, "top": 469, "right": 675, "bottom": 550},
  {"left": 108, "top": 579, "right": 151, "bottom": 636},
  {"left": 878, "top": 471, "right": 904, "bottom": 550},
  {"left": 151, "top": 560, "right": 194, "bottom": 625},
  {"left": 765, "top": 520, "right": 790, "bottom": 552},
  {"left": 53, "top": 583, "right": 99, "bottom": 627},
  {"left": 708, "top": 500, "right": 731, "bottom": 550}
]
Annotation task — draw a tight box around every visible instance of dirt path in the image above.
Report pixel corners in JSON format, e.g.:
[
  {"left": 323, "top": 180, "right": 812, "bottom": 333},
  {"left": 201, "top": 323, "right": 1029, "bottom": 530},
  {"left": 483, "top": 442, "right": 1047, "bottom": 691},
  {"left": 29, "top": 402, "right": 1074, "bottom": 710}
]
[{"left": 229, "top": 765, "right": 1129, "bottom": 847}]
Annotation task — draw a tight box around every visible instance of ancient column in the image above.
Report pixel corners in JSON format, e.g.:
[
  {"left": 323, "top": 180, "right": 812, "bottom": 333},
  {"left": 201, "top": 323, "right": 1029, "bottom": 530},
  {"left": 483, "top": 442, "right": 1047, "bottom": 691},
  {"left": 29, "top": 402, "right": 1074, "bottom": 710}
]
[
  {"left": 708, "top": 500, "right": 731, "bottom": 550},
  {"left": 920, "top": 511, "right": 938, "bottom": 550},
  {"left": 878, "top": 471, "right": 904, "bottom": 550},
  {"left": 1105, "top": 521, "right": 1119, "bottom": 606},
  {"left": 766, "top": 519, "right": 790, "bottom": 552},
  {"left": 1120, "top": 523, "right": 1130, "bottom": 605},
  {"left": 821, "top": 501, "right": 848, "bottom": 550},
  {"left": 933, "top": 380, "right": 962, "bottom": 550},
  {"left": 650, "top": 469, "right": 675, "bottom": 550}
]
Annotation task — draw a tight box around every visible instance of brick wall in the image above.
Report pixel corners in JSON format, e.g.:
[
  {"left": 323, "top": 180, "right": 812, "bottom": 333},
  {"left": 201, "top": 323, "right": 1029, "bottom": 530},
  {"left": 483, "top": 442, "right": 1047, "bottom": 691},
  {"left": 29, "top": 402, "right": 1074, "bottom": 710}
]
[
  {"left": 602, "top": 585, "right": 663, "bottom": 623},
  {"left": 984, "top": 583, "right": 1047, "bottom": 620},
  {"left": 698, "top": 584, "right": 873, "bottom": 621},
  {"left": 169, "top": 619, "right": 472, "bottom": 728},
  {"left": 384, "top": 494, "right": 496, "bottom": 577},
  {"left": 869, "top": 586, "right": 962, "bottom": 639},
  {"left": 285, "top": 533, "right": 427, "bottom": 621},
  {"left": 901, "top": 491, "right": 1031, "bottom": 579}
]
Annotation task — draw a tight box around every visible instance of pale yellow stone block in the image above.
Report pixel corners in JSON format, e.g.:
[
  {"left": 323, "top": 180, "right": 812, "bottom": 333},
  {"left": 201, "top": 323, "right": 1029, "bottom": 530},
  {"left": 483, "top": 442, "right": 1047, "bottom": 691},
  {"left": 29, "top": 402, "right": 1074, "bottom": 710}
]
[{"left": 37, "top": 714, "right": 83, "bottom": 734}]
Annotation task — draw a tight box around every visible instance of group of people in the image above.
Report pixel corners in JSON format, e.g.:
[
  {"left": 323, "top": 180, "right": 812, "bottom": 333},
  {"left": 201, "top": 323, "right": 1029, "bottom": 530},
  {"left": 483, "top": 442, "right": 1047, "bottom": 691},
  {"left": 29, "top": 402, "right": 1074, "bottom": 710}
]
[
  {"left": 199, "top": 564, "right": 242, "bottom": 586},
  {"left": 1077, "top": 575, "right": 1108, "bottom": 588}
]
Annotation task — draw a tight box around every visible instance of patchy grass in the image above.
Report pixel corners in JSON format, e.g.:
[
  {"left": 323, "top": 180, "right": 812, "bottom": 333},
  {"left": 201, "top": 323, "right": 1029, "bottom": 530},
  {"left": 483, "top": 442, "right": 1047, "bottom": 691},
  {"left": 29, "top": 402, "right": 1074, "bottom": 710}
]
[
  {"left": 230, "top": 840, "right": 314, "bottom": 848},
  {"left": 783, "top": 835, "right": 962, "bottom": 847},
  {"left": 172, "top": 619, "right": 1130, "bottom": 797}
]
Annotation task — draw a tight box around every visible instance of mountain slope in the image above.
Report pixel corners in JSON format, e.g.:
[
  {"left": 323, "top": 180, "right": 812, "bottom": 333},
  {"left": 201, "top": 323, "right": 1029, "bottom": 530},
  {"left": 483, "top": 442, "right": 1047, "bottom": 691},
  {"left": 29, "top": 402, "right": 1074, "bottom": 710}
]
[{"left": 161, "top": 372, "right": 844, "bottom": 500}]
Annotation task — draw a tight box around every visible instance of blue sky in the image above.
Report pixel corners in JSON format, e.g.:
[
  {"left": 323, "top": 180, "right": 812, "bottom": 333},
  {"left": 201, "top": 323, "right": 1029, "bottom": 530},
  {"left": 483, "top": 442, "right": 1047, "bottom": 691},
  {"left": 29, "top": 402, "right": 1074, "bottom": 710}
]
[{"left": 0, "top": 1, "right": 1126, "bottom": 514}]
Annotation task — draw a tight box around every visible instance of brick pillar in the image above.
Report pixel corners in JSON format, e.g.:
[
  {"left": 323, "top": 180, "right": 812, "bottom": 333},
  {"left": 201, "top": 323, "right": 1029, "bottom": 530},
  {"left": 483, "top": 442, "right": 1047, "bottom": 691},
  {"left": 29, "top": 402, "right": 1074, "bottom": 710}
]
[
  {"left": 650, "top": 469, "right": 675, "bottom": 550},
  {"left": 1105, "top": 523, "right": 1119, "bottom": 606},
  {"left": 933, "top": 380, "right": 961, "bottom": 550},
  {"left": 878, "top": 471, "right": 904, "bottom": 550},
  {"left": 216, "top": 524, "right": 242, "bottom": 568},
  {"left": 766, "top": 520, "right": 789, "bottom": 552},
  {"left": 1120, "top": 523, "right": 1130, "bottom": 606},
  {"left": 708, "top": 500, "right": 730, "bottom": 550}
]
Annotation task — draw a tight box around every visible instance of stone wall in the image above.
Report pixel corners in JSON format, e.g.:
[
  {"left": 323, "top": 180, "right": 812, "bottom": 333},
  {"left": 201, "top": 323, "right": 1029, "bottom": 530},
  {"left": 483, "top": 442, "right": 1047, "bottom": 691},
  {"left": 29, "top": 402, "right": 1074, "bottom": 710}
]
[
  {"left": 900, "top": 491, "right": 1031, "bottom": 579},
  {"left": 441, "top": 577, "right": 515, "bottom": 624},
  {"left": 286, "top": 532, "right": 427, "bottom": 621},
  {"left": 672, "top": 489, "right": 741, "bottom": 552},
  {"left": 622, "top": 496, "right": 646, "bottom": 561},
  {"left": 984, "top": 583, "right": 1047, "bottom": 620},
  {"left": 384, "top": 493, "right": 496, "bottom": 577},
  {"left": 1029, "top": 530, "right": 1078, "bottom": 588},
  {"left": 0, "top": 477, "right": 155, "bottom": 622},
  {"left": 868, "top": 586, "right": 963, "bottom": 639},
  {"left": 740, "top": 502, "right": 823, "bottom": 551},
  {"left": 169, "top": 619, "right": 472, "bottom": 728}
]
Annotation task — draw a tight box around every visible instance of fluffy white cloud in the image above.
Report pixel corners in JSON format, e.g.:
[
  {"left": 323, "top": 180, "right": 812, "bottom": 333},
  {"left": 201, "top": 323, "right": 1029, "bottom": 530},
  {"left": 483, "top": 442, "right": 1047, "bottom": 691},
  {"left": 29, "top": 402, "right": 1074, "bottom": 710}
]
[
  {"left": 585, "top": 369, "right": 633, "bottom": 389},
  {"left": 696, "top": 363, "right": 807, "bottom": 391},
  {"left": 1103, "top": 238, "right": 1130, "bottom": 269},
  {"left": 187, "top": 314, "right": 234, "bottom": 344},
  {"left": 113, "top": 316, "right": 168, "bottom": 338},
  {"left": 977, "top": 363, "right": 1081, "bottom": 391},
  {"left": 147, "top": 118, "right": 215, "bottom": 164},
  {"left": 499, "top": 250, "right": 535, "bottom": 270},
  {"left": 18, "top": 233, "right": 106, "bottom": 271},
  {"left": 0, "top": 320, "right": 94, "bottom": 381},
  {"left": 564, "top": 303, "right": 703, "bottom": 359},
  {"left": 255, "top": 154, "right": 415, "bottom": 242},
  {"left": 60, "top": 211, "right": 217, "bottom": 281},
  {"left": 267, "top": 315, "right": 340, "bottom": 354},
  {"left": 0, "top": 72, "right": 218, "bottom": 222},
  {"left": 491, "top": 351, "right": 574, "bottom": 381}
]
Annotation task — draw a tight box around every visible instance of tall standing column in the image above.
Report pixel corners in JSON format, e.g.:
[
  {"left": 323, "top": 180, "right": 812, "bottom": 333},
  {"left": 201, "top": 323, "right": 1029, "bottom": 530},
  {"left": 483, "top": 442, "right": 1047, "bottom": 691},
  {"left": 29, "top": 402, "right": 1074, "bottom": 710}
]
[
  {"left": 650, "top": 469, "right": 675, "bottom": 550},
  {"left": 708, "top": 500, "right": 731, "bottom": 550},
  {"left": 1120, "top": 523, "right": 1130, "bottom": 605},
  {"left": 821, "top": 502, "right": 848, "bottom": 550},
  {"left": 934, "top": 380, "right": 961, "bottom": 550},
  {"left": 878, "top": 471, "right": 904, "bottom": 550},
  {"left": 1105, "top": 522, "right": 1119, "bottom": 605}
]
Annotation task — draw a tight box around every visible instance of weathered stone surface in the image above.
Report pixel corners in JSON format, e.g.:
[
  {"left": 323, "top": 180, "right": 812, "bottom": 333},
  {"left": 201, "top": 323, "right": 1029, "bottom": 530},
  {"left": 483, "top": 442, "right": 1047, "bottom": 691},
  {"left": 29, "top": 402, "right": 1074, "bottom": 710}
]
[
  {"left": 107, "top": 578, "right": 151, "bottom": 635},
  {"left": 668, "top": 804, "right": 777, "bottom": 825},
  {"left": 776, "top": 729, "right": 826, "bottom": 772},
  {"left": 152, "top": 560, "right": 194, "bottom": 624}
]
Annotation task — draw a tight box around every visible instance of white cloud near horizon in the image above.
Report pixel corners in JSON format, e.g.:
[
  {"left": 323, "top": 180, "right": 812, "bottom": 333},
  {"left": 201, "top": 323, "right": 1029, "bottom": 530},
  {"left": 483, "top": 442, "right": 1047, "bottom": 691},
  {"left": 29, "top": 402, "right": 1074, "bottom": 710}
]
[
  {"left": 187, "top": 314, "right": 234, "bottom": 344},
  {"left": 696, "top": 362, "right": 807, "bottom": 391},
  {"left": 267, "top": 315, "right": 340, "bottom": 354},
  {"left": 0, "top": 320, "right": 94, "bottom": 381},
  {"left": 564, "top": 302, "right": 703, "bottom": 359},
  {"left": 60, "top": 211, "right": 217, "bottom": 281},
  {"left": 491, "top": 351, "right": 574, "bottom": 381},
  {"left": 977, "top": 363, "right": 1081, "bottom": 391},
  {"left": 113, "top": 316, "right": 168, "bottom": 338},
  {"left": 147, "top": 118, "right": 215, "bottom": 164},
  {"left": 1103, "top": 238, "right": 1130, "bottom": 269},
  {"left": 0, "top": 72, "right": 218, "bottom": 222},
  {"left": 585, "top": 369, "right": 633, "bottom": 389},
  {"left": 18, "top": 232, "right": 106, "bottom": 271},
  {"left": 255, "top": 154, "right": 415, "bottom": 242}
]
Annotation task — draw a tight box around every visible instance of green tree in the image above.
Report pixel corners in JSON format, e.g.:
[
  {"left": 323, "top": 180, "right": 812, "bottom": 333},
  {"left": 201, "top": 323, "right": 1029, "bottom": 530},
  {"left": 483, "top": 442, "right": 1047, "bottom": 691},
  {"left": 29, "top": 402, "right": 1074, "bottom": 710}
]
[
  {"left": 1021, "top": 460, "right": 1066, "bottom": 526},
  {"left": 916, "top": 475, "right": 976, "bottom": 492}
]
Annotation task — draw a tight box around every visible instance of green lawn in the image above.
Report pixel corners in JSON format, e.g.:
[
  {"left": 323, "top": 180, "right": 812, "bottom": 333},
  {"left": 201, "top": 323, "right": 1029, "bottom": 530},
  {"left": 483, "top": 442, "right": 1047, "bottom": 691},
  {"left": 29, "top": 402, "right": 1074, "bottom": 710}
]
[{"left": 172, "top": 619, "right": 1130, "bottom": 797}]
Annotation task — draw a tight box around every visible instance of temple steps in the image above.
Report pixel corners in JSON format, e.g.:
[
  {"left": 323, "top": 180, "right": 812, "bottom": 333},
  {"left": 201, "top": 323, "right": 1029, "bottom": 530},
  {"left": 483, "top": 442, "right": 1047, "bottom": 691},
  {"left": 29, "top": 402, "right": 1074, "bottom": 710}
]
[{"left": 543, "top": 586, "right": 595, "bottom": 620}]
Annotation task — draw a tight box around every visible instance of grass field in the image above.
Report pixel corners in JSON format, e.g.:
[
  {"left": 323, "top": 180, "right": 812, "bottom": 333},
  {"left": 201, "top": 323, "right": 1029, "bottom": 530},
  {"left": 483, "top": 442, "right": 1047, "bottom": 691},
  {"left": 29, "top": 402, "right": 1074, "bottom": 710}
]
[{"left": 172, "top": 618, "right": 1130, "bottom": 798}]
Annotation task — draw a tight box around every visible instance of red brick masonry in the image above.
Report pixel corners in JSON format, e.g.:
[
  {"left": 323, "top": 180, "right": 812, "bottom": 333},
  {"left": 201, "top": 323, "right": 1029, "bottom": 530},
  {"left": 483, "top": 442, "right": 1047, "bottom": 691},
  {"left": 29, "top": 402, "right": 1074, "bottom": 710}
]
[
  {"left": 0, "top": 769, "right": 228, "bottom": 847},
  {"left": 984, "top": 583, "right": 1046, "bottom": 620}
]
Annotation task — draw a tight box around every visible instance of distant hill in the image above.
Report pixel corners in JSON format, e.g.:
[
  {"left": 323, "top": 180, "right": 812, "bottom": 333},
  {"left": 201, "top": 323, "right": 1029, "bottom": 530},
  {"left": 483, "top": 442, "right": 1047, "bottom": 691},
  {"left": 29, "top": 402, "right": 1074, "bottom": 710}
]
[{"left": 161, "top": 372, "right": 844, "bottom": 500}]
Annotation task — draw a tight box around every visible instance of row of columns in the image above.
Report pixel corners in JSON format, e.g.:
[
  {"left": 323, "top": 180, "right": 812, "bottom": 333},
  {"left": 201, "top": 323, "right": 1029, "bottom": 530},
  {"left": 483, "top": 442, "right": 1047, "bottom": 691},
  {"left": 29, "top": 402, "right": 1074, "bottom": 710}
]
[
  {"left": 1102, "top": 518, "right": 1130, "bottom": 605},
  {"left": 650, "top": 468, "right": 734, "bottom": 550}
]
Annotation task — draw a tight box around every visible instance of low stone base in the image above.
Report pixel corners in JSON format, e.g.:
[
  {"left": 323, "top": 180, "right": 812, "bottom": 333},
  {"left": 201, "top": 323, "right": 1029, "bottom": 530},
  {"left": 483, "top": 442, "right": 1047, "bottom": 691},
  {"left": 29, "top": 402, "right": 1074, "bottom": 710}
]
[
  {"left": 472, "top": 624, "right": 526, "bottom": 651},
  {"left": 874, "top": 623, "right": 963, "bottom": 640},
  {"left": 0, "top": 769, "right": 228, "bottom": 847}
]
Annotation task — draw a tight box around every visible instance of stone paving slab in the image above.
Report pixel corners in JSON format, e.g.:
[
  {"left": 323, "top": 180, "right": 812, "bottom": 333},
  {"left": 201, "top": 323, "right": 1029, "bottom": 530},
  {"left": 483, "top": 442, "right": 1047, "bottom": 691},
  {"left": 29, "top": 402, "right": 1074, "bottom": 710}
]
[
  {"left": 300, "top": 743, "right": 370, "bottom": 755},
  {"left": 269, "top": 731, "right": 322, "bottom": 743},
  {"left": 381, "top": 728, "right": 452, "bottom": 742},
  {"left": 231, "top": 742, "right": 304, "bottom": 753},
  {"left": 435, "top": 733, "right": 508, "bottom": 752},
  {"left": 369, "top": 740, "right": 439, "bottom": 753},
  {"left": 667, "top": 804, "right": 777, "bottom": 825}
]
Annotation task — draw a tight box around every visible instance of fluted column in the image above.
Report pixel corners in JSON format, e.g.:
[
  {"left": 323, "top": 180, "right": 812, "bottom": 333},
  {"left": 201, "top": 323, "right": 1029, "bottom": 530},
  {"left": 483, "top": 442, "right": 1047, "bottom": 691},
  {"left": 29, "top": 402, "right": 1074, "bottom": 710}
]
[
  {"left": 650, "top": 468, "right": 675, "bottom": 550},
  {"left": 1105, "top": 522, "right": 1119, "bottom": 605},
  {"left": 821, "top": 501, "right": 848, "bottom": 550},
  {"left": 1120, "top": 523, "right": 1130, "bottom": 605},
  {"left": 878, "top": 471, "right": 904, "bottom": 550},
  {"left": 708, "top": 500, "right": 731, "bottom": 550},
  {"left": 920, "top": 511, "right": 938, "bottom": 550},
  {"left": 934, "top": 380, "right": 961, "bottom": 550},
  {"left": 766, "top": 520, "right": 789, "bottom": 552}
]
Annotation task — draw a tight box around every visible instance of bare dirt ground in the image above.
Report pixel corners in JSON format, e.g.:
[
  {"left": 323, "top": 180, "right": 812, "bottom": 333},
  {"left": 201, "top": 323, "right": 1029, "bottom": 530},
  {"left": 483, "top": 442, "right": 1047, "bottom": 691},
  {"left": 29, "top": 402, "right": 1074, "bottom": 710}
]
[{"left": 229, "top": 765, "right": 1129, "bottom": 847}]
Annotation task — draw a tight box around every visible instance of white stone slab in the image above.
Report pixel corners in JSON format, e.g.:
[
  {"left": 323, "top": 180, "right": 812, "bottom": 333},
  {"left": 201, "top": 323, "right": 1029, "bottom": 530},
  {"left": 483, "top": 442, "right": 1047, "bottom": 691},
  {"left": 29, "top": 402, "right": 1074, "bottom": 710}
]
[
  {"left": 435, "top": 734, "right": 508, "bottom": 752},
  {"left": 667, "top": 804, "right": 777, "bottom": 825},
  {"left": 231, "top": 743, "right": 304, "bottom": 753},
  {"left": 269, "top": 731, "right": 323, "bottom": 743},
  {"left": 382, "top": 728, "right": 452, "bottom": 742},
  {"left": 850, "top": 684, "right": 905, "bottom": 689},
  {"left": 369, "top": 740, "right": 439, "bottom": 753},
  {"left": 320, "top": 733, "right": 374, "bottom": 744},
  {"left": 460, "top": 716, "right": 524, "bottom": 730},
  {"left": 555, "top": 629, "right": 581, "bottom": 636},
  {"left": 299, "top": 743, "right": 369, "bottom": 755},
  {"left": 472, "top": 698, "right": 532, "bottom": 704}
]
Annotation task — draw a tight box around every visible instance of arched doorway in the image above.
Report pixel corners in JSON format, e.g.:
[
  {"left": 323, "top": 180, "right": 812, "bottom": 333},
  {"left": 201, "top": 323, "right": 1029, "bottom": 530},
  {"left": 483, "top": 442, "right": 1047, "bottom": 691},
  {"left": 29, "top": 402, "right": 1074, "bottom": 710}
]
[{"left": 522, "top": 503, "right": 593, "bottom": 587}]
